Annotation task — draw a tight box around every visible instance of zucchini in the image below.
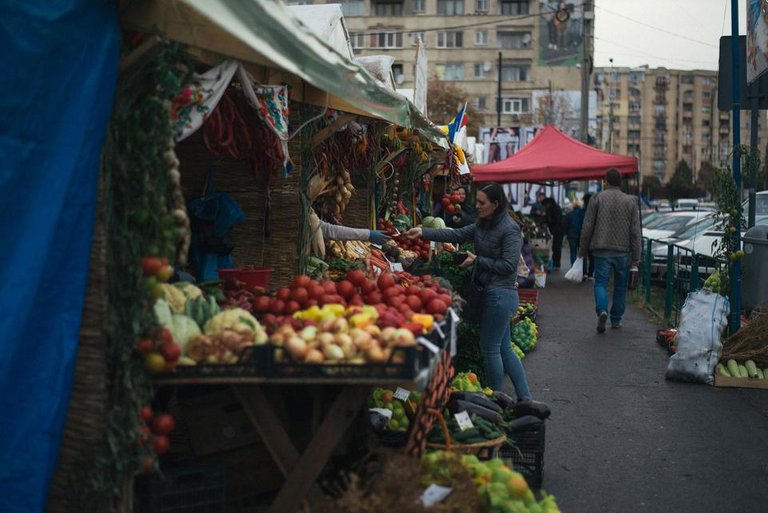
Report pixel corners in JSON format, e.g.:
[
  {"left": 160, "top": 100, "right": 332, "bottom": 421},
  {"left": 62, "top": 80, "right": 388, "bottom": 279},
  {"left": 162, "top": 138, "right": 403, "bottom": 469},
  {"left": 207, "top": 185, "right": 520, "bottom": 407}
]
[
  {"left": 448, "top": 399, "right": 503, "bottom": 424},
  {"left": 450, "top": 392, "right": 502, "bottom": 413},
  {"left": 492, "top": 391, "right": 517, "bottom": 409},
  {"left": 763, "top": 368, "right": 768, "bottom": 379},
  {"left": 738, "top": 364, "right": 749, "bottom": 378},
  {"left": 717, "top": 363, "right": 731, "bottom": 377},
  {"left": 756, "top": 368, "right": 765, "bottom": 380},
  {"left": 726, "top": 359, "right": 740, "bottom": 378},
  {"left": 745, "top": 360, "right": 759, "bottom": 378},
  {"left": 452, "top": 427, "right": 481, "bottom": 442}
]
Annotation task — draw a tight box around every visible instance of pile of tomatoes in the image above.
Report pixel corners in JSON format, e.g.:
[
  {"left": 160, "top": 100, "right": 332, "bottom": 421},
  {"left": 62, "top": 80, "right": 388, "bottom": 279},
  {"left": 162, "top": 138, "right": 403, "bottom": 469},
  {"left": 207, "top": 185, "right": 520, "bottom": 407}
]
[
  {"left": 392, "top": 233, "right": 431, "bottom": 259},
  {"left": 441, "top": 191, "right": 463, "bottom": 215}
]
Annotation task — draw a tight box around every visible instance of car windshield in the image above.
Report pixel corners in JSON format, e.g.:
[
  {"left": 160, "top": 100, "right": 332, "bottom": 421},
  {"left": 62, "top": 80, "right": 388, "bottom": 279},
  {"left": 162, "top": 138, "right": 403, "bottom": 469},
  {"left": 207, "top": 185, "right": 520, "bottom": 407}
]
[
  {"left": 673, "top": 216, "right": 715, "bottom": 240},
  {"left": 651, "top": 215, "right": 697, "bottom": 231},
  {"left": 642, "top": 212, "right": 663, "bottom": 225},
  {"left": 644, "top": 214, "right": 676, "bottom": 229}
]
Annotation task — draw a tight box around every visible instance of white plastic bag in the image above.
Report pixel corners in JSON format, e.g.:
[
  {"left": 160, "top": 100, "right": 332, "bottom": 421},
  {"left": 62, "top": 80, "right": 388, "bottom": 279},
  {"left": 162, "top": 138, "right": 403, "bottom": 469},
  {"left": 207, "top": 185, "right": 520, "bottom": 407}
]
[
  {"left": 665, "top": 290, "right": 730, "bottom": 385},
  {"left": 534, "top": 269, "right": 547, "bottom": 288},
  {"left": 564, "top": 257, "right": 584, "bottom": 283}
]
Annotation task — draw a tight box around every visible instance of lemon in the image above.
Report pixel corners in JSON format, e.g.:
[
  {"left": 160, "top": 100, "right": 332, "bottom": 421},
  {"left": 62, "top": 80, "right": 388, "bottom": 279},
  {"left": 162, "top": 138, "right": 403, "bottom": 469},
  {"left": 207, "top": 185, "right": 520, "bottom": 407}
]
[{"left": 144, "top": 352, "right": 166, "bottom": 374}]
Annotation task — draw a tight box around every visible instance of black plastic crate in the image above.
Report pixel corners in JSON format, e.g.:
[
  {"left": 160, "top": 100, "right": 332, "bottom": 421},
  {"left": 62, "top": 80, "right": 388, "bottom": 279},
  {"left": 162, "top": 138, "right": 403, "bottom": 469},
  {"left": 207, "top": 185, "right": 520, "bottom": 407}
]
[
  {"left": 500, "top": 423, "right": 545, "bottom": 488},
  {"left": 134, "top": 467, "right": 226, "bottom": 513}
]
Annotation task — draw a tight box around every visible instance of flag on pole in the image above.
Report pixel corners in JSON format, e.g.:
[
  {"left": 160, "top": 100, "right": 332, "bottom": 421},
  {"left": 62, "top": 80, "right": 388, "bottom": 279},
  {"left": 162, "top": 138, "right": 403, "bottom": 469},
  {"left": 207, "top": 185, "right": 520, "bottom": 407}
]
[{"left": 447, "top": 102, "right": 468, "bottom": 144}]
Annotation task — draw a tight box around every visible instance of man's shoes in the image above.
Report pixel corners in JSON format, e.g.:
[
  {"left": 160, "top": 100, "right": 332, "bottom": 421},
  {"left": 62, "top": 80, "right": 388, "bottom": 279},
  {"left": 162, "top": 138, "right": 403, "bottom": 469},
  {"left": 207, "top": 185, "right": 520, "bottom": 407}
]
[
  {"left": 611, "top": 322, "right": 622, "bottom": 329},
  {"left": 597, "top": 311, "right": 608, "bottom": 333}
]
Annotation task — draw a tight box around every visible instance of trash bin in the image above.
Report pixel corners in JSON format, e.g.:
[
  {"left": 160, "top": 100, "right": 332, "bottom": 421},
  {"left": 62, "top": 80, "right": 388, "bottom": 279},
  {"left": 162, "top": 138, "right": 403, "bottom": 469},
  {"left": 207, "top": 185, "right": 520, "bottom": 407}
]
[{"left": 741, "top": 225, "right": 768, "bottom": 310}]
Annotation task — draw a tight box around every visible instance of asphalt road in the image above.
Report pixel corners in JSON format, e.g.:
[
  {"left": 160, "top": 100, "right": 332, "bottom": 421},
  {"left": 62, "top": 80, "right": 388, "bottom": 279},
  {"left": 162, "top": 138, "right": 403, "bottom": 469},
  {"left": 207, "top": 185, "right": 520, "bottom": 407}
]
[{"left": 520, "top": 269, "right": 768, "bottom": 513}]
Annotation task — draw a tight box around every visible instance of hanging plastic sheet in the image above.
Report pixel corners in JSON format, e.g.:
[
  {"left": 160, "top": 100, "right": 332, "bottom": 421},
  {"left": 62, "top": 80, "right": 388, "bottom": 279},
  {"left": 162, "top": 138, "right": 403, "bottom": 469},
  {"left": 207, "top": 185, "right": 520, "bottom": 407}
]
[{"left": 0, "top": 2, "right": 120, "bottom": 511}]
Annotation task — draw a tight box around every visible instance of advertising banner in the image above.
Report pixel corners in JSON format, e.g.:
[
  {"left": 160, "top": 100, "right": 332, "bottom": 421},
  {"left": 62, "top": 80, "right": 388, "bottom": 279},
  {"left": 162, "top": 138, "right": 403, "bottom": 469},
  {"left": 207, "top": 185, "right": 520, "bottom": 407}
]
[
  {"left": 538, "top": 0, "right": 584, "bottom": 67},
  {"left": 747, "top": 0, "right": 768, "bottom": 84},
  {"left": 479, "top": 125, "right": 540, "bottom": 163}
]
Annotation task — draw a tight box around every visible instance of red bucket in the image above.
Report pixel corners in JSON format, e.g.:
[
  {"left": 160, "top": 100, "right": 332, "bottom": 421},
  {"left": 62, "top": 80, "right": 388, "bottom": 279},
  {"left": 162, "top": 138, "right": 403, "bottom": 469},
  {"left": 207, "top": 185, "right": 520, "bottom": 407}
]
[{"left": 217, "top": 268, "right": 274, "bottom": 289}]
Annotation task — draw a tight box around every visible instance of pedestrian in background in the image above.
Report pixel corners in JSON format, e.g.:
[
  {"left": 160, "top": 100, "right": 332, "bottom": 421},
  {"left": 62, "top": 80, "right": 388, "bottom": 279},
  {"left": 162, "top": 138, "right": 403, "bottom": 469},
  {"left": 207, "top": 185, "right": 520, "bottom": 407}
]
[
  {"left": 405, "top": 183, "right": 532, "bottom": 400},
  {"left": 581, "top": 193, "right": 594, "bottom": 279},
  {"left": 543, "top": 197, "right": 563, "bottom": 270},
  {"left": 564, "top": 198, "right": 585, "bottom": 266},
  {"left": 579, "top": 169, "right": 641, "bottom": 333}
]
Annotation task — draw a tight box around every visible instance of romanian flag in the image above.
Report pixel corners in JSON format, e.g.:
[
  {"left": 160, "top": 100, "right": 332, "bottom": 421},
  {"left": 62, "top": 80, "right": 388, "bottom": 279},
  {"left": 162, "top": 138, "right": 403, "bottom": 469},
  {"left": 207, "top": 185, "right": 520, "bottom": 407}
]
[{"left": 447, "top": 102, "right": 468, "bottom": 144}]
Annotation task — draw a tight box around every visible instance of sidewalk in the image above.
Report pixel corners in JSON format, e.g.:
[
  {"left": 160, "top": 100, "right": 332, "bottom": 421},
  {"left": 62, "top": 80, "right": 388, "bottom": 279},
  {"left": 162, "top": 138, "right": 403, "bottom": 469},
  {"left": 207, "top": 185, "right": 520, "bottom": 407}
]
[{"left": 521, "top": 269, "right": 768, "bottom": 513}]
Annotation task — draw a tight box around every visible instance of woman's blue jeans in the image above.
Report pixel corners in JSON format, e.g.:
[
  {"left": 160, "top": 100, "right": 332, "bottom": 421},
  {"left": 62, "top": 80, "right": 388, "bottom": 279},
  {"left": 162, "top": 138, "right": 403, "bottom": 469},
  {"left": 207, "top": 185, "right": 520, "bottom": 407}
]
[{"left": 479, "top": 288, "right": 532, "bottom": 401}]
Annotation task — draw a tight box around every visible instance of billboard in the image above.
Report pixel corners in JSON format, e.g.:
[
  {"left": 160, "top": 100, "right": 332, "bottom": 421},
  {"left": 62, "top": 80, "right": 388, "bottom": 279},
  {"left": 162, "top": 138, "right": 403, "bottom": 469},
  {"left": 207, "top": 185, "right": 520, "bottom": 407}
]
[
  {"left": 504, "top": 183, "right": 565, "bottom": 215},
  {"left": 479, "top": 126, "right": 541, "bottom": 164},
  {"left": 747, "top": 0, "right": 768, "bottom": 84},
  {"left": 538, "top": 0, "right": 584, "bottom": 67}
]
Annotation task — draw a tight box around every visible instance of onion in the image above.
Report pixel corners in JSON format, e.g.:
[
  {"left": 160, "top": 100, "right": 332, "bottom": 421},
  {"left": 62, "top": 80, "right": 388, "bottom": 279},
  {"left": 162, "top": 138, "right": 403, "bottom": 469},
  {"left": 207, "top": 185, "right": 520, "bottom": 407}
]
[
  {"left": 322, "top": 344, "right": 344, "bottom": 361},
  {"left": 317, "top": 332, "right": 335, "bottom": 347},
  {"left": 305, "top": 348, "right": 324, "bottom": 364},
  {"left": 285, "top": 336, "right": 308, "bottom": 361}
]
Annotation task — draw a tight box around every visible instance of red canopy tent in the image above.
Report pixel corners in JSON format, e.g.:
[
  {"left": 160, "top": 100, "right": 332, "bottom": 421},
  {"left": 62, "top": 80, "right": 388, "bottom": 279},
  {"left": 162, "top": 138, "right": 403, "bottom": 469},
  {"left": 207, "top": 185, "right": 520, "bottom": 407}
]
[{"left": 472, "top": 125, "right": 637, "bottom": 183}]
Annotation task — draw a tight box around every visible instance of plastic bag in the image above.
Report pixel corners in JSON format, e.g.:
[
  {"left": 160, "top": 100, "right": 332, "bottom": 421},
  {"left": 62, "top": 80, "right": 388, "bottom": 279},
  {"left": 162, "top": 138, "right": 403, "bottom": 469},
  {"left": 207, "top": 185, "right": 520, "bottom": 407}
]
[
  {"left": 564, "top": 257, "right": 584, "bottom": 283},
  {"left": 534, "top": 269, "right": 547, "bottom": 288},
  {"left": 665, "top": 290, "right": 730, "bottom": 384},
  {"left": 517, "top": 256, "right": 530, "bottom": 278}
]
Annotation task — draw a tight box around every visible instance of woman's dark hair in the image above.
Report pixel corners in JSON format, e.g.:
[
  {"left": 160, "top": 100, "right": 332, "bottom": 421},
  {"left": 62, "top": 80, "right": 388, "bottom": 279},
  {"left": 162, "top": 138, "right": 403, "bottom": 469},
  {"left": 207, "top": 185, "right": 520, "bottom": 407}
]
[{"left": 477, "top": 183, "right": 509, "bottom": 221}]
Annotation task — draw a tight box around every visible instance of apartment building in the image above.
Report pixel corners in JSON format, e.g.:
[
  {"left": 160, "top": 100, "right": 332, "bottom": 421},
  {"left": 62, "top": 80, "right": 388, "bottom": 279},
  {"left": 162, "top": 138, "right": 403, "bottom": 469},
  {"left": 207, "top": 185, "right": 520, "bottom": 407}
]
[
  {"left": 299, "top": 0, "right": 583, "bottom": 129},
  {"left": 594, "top": 66, "right": 766, "bottom": 183}
]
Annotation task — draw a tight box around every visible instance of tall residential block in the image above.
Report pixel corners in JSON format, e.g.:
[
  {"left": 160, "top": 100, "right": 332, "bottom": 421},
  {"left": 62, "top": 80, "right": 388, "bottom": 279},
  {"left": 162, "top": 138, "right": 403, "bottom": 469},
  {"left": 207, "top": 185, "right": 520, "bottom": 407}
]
[
  {"left": 299, "top": 0, "right": 583, "bottom": 129},
  {"left": 593, "top": 66, "right": 766, "bottom": 183}
]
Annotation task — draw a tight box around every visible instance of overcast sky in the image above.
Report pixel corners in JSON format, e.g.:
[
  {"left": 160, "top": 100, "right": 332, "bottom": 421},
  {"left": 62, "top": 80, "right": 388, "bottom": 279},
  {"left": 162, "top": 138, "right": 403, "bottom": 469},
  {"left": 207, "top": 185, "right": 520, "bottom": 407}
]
[{"left": 593, "top": 0, "right": 746, "bottom": 70}]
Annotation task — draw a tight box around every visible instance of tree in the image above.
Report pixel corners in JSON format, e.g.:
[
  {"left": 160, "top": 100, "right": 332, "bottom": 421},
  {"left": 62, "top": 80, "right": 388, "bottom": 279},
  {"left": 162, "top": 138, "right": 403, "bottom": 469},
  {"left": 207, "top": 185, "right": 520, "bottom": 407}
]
[
  {"left": 696, "top": 161, "right": 718, "bottom": 197},
  {"left": 642, "top": 175, "right": 664, "bottom": 200},
  {"left": 427, "top": 79, "right": 470, "bottom": 134},
  {"left": 668, "top": 159, "right": 697, "bottom": 201}
]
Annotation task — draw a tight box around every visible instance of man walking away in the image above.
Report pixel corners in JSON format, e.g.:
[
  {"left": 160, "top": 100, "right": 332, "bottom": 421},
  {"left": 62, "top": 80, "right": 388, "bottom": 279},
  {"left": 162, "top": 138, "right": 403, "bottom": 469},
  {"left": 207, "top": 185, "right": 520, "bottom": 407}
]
[{"left": 579, "top": 169, "right": 641, "bottom": 333}]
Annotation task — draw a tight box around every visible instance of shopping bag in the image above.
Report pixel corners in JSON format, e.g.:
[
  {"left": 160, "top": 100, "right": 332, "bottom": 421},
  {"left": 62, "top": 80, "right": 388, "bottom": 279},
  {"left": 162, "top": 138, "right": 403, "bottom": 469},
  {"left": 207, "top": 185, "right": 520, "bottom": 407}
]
[
  {"left": 517, "top": 256, "right": 530, "bottom": 278},
  {"left": 534, "top": 268, "right": 547, "bottom": 289},
  {"left": 564, "top": 257, "right": 584, "bottom": 283},
  {"left": 628, "top": 266, "right": 639, "bottom": 290}
]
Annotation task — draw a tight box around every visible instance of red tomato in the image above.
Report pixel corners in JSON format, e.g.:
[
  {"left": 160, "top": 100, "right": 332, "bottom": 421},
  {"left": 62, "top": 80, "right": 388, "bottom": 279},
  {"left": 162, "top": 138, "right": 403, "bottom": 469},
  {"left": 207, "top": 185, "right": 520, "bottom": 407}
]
[
  {"left": 275, "top": 287, "right": 291, "bottom": 301},
  {"left": 310, "top": 283, "right": 325, "bottom": 299},
  {"left": 157, "top": 328, "right": 173, "bottom": 345},
  {"left": 322, "top": 280, "right": 337, "bottom": 294},
  {"left": 337, "top": 280, "right": 356, "bottom": 299},
  {"left": 450, "top": 192, "right": 461, "bottom": 204},
  {"left": 361, "top": 279, "right": 377, "bottom": 294},
  {"left": 445, "top": 204, "right": 456, "bottom": 214},
  {"left": 346, "top": 269, "right": 366, "bottom": 287},
  {"left": 152, "top": 435, "right": 170, "bottom": 455},
  {"left": 140, "top": 257, "right": 163, "bottom": 276},
  {"left": 252, "top": 295, "right": 271, "bottom": 312},
  {"left": 385, "top": 295, "right": 401, "bottom": 307},
  {"left": 291, "top": 287, "right": 309, "bottom": 305},
  {"left": 261, "top": 313, "right": 277, "bottom": 326},
  {"left": 426, "top": 299, "right": 448, "bottom": 315},
  {"left": 160, "top": 341, "right": 181, "bottom": 362},
  {"left": 270, "top": 300, "right": 286, "bottom": 315},
  {"left": 397, "top": 302, "right": 413, "bottom": 315},
  {"left": 419, "top": 288, "right": 437, "bottom": 304},
  {"left": 152, "top": 413, "right": 176, "bottom": 435},
  {"left": 438, "top": 293, "right": 452, "bottom": 306},
  {"left": 286, "top": 300, "right": 301, "bottom": 314},
  {"left": 139, "top": 406, "right": 154, "bottom": 424},
  {"left": 136, "top": 338, "right": 154, "bottom": 355},
  {"left": 441, "top": 196, "right": 451, "bottom": 207},
  {"left": 377, "top": 273, "right": 396, "bottom": 290},
  {"left": 349, "top": 295, "right": 364, "bottom": 306},
  {"left": 365, "top": 291, "right": 383, "bottom": 304},
  {"left": 319, "top": 294, "right": 336, "bottom": 305},
  {"left": 305, "top": 299, "right": 318, "bottom": 308},
  {"left": 293, "top": 274, "right": 311, "bottom": 288},
  {"left": 406, "top": 295, "right": 423, "bottom": 311}
]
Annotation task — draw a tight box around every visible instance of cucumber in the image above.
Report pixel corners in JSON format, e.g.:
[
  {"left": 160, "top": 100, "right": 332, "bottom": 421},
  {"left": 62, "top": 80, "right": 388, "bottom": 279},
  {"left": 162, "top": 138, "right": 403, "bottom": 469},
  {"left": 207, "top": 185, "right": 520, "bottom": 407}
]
[
  {"left": 726, "top": 359, "right": 740, "bottom": 378},
  {"left": 717, "top": 363, "right": 731, "bottom": 377},
  {"left": 745, "top": 360, "right": 760, "bottom": 379},
  {"left": 756, "top": 368, "right": 765, "bottom": 380},
  {"left": 738, "top": 364, "right": 749, "bottom": 378},
  {"left": 763, "top": 368, "right": 768, "bottom": 379}
]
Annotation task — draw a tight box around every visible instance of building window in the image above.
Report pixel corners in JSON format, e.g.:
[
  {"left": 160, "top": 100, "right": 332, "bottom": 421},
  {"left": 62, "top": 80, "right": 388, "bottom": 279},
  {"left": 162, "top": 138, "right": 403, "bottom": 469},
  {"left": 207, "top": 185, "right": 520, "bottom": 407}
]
[
  {"left": 475, "top": 0, "right": 489, "bottom": 11},
  {"left": 369, "top": 32, "right": 403, "bottom": 48},
  {"left": 501, "top": 62, "right": 530, "bottom": 81},
  {"left": 702, "top": 90, "right": 712, "bottom": 99},
  {"left": 500, "top": 0, "right": 529, "bottom": 15},
  {"left": 473, "top": 63, "right": 487, "bottom": 78},
  {"left": 502, "top": 97, "right": 530, "bottom": 114},
  {"left": 629, "top": 102, "right": 641, "bottom": 112},
  {"left": 340, "top": 0, "right": 366, "bottom": 15},
  {"left": 629, "top": 71, "right": 644, "bottom": 82},
  {"left": 412, "top": 0, "right": 425, "bottom": 11},
  {"left": 392, "top": 64, "right": 404, "bottom": 84},
  {"left": 435, "top": 63, "right": 464, "bottom": 80},
  {"left": 703, "top": 119, "right": 710, "bottom": 127},
  {"left": 374, "top": 1, "right": 404, "bottom": 16},
  {"left": 610, "top": 87, "right": 621, "bottom": 100},
  {"left": 702, "top": 105, "right": 711, "bottom": 113},
  {"left": 408, "top": 31, "right": 425, "bottom": 46},
  {"left": 681, "top": 75, "right": 694, "bottom": 84},
  {"left": 628, "top": 130, "right": 641, "bottom": 139},
  {"left": 702, "top": 133, "right": 711, "bottom": 144},
  {"left": 497, "top": 31, "right": 531, "bottom": 49},
  {"left": 437, "top": 0, "right": 464, "bottom": 15},
  {"left": 653, "top": 160, "right": 665, "bottom": 171},
  {"left": 473, "top": 96, "right": 488, "bottom": 110},
  {"left": 628, "top": 87, "right": 641, "bottom": 97},
  {"left": 628, "top": 115, "right": 641, "bottom": 125},
  {"left": 703, "top": 77, "right": 713, "bottom": 85},
  {"left": 475, "top": 30, "right": 488, "bottom": 45},
  {"left": 349, "top": 32, "right": 366, "bottom": 49},
  {"left": 437, "top": 31, "right": 464, "bottom": 48}
]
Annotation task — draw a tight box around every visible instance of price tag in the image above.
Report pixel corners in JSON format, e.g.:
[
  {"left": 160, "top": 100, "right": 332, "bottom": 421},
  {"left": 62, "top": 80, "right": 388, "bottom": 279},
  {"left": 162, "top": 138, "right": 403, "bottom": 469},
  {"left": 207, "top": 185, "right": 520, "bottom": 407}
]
[
  {"left": 430, "top": 241, "right": 436, "bottom": 250},
  {"left": 390, "top": 262, "right": 404, "bottom": 272},
  {"left": 454, "top": 411, "right": 474, "bottom": 431},
  {"left": 417, "top": 337, "right": 440, "bottom": 354},
  {"left": 356, "top": 247, "right": 365, "bottom": 254},
  {"left": 369, "top": 407, "right": 392, "bottom": 420},
  {"left": 393, "top": 387, "right": 410, "bottom": 401},
  {"left": 433, "top": 322, "right": 445, "bottom": 339},
  {"left": 420, "top": 484, "right": 453, "bottom": 507}
]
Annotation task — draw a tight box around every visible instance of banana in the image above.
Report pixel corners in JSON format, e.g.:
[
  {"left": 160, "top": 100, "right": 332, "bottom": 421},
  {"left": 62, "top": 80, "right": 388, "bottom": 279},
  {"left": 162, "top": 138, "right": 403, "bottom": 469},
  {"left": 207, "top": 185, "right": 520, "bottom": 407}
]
[{"left": 455, "top": 146, "right": 466, "bottom": 165}]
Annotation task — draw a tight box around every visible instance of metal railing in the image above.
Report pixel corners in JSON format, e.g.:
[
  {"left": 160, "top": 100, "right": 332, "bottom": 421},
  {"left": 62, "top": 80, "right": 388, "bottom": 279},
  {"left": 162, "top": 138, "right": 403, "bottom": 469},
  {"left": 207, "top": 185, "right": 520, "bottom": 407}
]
[{"left": 636, "top": 237, "right": 727, "bottom": 327}]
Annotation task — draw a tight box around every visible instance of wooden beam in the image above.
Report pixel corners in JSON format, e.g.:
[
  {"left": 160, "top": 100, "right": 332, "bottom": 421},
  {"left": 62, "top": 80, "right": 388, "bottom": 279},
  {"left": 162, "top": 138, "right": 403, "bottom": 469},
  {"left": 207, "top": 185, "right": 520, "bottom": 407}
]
[
  {"left": 311, "top": 113, "right": 356, "bottom": 148},
  {"left": 119, "top": 35, "right": 161, "bottom": 74}
]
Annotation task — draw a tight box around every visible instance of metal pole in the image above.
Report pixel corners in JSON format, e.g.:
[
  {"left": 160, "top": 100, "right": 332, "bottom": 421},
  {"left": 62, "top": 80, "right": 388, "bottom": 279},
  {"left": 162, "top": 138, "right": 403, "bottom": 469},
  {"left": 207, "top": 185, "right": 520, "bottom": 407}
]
[
  {"left": 730, "top": 0, "right": 741, "bottom": 333},
  {"left": 580, "top": 0, "right": 593, "bottom": 143},
  {"left": 608, "top": 58, "right": 614, "bottom": 153},
  {"left": 497, "top": 51, "right": 502, "bottom": 127},
  {"left": 749, "top": 83, "right": 758, "bottom": 228}
]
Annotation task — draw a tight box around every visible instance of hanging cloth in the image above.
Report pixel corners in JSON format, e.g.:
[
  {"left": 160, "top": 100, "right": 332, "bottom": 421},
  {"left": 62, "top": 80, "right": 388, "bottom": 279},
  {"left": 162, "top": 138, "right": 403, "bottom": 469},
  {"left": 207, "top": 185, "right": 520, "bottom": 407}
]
[
  {"left": 237, "top": 66, "right": 293, "bottom": 177},
  {"left": 171, "top": 60, "right": 239, "bottom": 142}
]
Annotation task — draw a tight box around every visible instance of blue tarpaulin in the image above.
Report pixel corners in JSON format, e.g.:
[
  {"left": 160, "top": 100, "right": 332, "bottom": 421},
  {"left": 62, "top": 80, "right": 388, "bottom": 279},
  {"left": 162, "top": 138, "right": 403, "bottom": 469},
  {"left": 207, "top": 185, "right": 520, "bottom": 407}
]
[{"left": 0, "top": 3, "right": 119, "bottom": 511}]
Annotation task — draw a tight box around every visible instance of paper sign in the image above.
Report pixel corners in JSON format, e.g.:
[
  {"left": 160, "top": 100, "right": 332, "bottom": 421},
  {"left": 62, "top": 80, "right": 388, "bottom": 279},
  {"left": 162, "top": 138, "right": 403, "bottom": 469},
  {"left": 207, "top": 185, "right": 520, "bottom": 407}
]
[
  {"left": 390, "top": 262, "right": 404, "bottom": 272},
  {"left": 420, "top": 484, "right": 453, "bottom": 507},
  {"left": 369, "top": 407, "right": 392, "bottom": 420},
  {"left": 417, "top": 336, "right": 440, "bottom": 354},
  {"left": 433, "top": 322, "right": 445, "bottom": 339},
  {"left": 393, "top": 387, "right": 410, "bottom": 401},
  {"left": 454, "top": 411, "right": 474, "bottom": 431},
  {"left": 430, "top": 241, "right": 436, "bottom": 250}
]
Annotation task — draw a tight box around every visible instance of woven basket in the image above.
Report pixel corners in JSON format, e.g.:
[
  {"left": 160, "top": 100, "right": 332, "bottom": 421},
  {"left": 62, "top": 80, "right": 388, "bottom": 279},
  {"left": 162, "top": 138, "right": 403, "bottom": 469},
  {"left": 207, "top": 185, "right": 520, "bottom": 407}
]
[{"left": 424, "top": 408, "right": 506, "bottom": 460}]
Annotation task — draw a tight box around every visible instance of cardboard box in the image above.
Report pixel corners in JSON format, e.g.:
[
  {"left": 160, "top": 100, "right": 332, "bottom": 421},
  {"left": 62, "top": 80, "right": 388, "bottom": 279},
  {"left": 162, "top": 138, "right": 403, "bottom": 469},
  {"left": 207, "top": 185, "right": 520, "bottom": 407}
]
[{"left": 714, "top": 373, "right": 768, "bottom": 389}]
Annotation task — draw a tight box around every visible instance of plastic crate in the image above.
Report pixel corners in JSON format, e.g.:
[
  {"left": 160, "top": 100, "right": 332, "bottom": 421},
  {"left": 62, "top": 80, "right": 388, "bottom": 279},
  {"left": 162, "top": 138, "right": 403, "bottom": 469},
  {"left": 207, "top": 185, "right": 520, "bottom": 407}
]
[
  {"left": 134, "top": 467, "right": 226, "bottom": 513},
  {"left": 499, "top": 423, "right": 545, "bottom": 488}
]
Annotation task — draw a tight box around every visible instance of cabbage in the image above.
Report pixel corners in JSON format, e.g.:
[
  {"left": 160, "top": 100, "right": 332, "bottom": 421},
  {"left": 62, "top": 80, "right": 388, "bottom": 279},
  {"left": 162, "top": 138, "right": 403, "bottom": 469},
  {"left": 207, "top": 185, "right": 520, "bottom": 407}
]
[
  {"left": 433, "top": 217, "right": 446, "bottom": 229},
  {"left": 422, "top": 216, "right": 435, "bottom": 228},
  {"left": 171, "top": 314, "right": 202, "bottom": 351}
]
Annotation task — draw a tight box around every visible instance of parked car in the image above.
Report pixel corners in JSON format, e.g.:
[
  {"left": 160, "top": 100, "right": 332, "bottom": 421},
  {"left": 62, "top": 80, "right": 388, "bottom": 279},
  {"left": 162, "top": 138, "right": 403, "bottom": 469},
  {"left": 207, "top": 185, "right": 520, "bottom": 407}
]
[
  {"left": 648, "top": 214, "right": 715, "bottom": 281},
  {"left": 642, "top": 211, "right": 711, "bottom": 241}
]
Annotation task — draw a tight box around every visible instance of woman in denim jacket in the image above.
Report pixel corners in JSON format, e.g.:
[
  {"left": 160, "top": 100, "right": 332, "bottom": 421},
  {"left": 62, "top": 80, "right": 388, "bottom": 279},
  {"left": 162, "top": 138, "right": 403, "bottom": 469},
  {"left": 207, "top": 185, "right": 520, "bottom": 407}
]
[{"left": 405, "top": 183, "right": 532, "bottom": 401}]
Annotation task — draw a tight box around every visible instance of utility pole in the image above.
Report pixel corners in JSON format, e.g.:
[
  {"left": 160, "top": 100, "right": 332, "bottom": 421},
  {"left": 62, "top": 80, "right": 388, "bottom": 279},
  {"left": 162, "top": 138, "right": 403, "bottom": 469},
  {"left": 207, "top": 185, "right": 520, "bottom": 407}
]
[
  {"left": 607, "top": 58, "right": 614, "bottom": 152},
  {"left": 580, "top": 0, "right": 593, "bottom": 143},
  {"left": 497, "top": 51, "right": 502, "bottom": 127},
  {"left": 729, "top": 0, "right": 741, "bottom": 333}
]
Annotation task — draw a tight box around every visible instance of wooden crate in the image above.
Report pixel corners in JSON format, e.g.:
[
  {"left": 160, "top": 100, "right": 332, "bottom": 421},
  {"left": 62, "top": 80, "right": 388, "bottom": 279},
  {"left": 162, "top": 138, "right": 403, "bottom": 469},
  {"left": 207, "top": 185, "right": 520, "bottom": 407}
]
[{"left": 713, "top": 373, "right": 768, "bottom": 389}]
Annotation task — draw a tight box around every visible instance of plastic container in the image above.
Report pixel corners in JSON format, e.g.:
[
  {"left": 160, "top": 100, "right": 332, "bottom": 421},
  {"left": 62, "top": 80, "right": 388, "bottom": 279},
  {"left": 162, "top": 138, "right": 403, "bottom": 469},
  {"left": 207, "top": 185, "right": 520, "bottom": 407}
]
[
  {"left": 500, "top": 423, "right": 546, "bottom": 488},
  {"left": 217, "top": 267, "right": 273, "bottom": 289},
  {"left": 742, "top": 225, "right": 768, "bottom": 310}
]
